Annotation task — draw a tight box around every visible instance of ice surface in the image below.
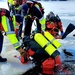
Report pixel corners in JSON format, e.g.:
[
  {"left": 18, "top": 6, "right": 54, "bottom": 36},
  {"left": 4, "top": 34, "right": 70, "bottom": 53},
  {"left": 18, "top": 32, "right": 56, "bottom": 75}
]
[{"left": 0, "top": 0, "right": 75, "bottom": 75}]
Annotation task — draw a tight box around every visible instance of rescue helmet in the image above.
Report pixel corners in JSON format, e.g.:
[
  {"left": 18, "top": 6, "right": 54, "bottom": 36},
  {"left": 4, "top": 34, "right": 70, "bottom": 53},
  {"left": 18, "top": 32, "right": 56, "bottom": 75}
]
[
  {"left": 46, "top": 11, "right": 55, "bottom": 21},
  {"left": 49, "top": 11, "right": 55, "bottom": 18}
]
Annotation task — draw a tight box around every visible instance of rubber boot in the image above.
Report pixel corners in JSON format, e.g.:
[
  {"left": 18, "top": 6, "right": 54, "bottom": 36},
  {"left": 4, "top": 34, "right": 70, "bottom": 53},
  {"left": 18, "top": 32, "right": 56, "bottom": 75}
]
[{"left": 0, "top": 56, "right": 7, "bottom": 62}]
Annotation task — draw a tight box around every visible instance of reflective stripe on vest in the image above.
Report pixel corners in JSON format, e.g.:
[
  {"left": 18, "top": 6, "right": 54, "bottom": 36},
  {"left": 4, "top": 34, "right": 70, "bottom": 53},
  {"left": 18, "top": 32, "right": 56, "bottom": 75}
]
[
  {"left": 6, "top": 31, "right": 15, "bottom": 35},
  {"left": 13, "top": 41, "right": 21, "bottom": 49},
  {"left": 7, "top": 33, "right": 21, "bottom": 49}
]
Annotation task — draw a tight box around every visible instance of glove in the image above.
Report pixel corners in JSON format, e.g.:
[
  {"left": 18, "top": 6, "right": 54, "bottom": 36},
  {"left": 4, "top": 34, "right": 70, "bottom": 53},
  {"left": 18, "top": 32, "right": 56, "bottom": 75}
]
[
  {"left": 60, "top": 31, "right": 64, "bottom": 36},
  {"left": 19, "top": 47, "right": 28, "bottom": 64}
]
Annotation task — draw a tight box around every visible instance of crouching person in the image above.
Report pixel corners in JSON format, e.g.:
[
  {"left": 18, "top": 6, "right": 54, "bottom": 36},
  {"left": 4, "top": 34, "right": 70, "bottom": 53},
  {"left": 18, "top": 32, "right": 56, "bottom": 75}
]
[{"left": 0, "top": 8, "right": 26, "bottom": 63}]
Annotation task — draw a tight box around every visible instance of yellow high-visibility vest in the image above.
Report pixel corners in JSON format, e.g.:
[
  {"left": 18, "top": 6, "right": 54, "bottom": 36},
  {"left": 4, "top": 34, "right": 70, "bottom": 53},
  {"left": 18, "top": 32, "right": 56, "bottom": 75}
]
[
  {"left": 8, "top": 0, "right": 14, "bottom": 5},
  {"left": 1, "top": 15, "right": 20, "bottom": 49},
  {"left": 39, "top": 17, "right": 46, "bottom": 32}
]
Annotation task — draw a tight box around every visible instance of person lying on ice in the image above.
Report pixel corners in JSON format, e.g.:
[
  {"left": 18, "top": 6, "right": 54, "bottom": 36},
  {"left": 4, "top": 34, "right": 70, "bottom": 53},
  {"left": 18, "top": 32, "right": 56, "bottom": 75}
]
[
  {"left": 0, "top": 8, "right": 26, "bottom": 62},
  {"left": 46, "top": 11, "right": 64, "bottom": 39}
]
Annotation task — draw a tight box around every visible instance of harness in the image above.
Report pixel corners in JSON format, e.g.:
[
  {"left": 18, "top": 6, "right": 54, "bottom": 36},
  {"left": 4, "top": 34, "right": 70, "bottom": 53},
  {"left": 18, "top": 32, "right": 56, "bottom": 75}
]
[{"left": 27, "top": 1, "right": 44, "bottom": 14}]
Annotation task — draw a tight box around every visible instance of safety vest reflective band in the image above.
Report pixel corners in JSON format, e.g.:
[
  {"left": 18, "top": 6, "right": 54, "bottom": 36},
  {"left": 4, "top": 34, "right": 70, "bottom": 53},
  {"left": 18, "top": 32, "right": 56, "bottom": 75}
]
[
  {"left": 44, "top": 31, "right": 61, "bottom": 49},
  {"left": 1, "top": 15, "right": 20, "bottom": 49},
  {"left": 13, "top": 41, "right": 21, "bottom": 49},
  {"left": 39, "top": 17, "right": 46, "bottom": 32},
  {"left": 7, "top": 34, "right": 20, "bottom": 49},
  {"left": 6, "top": 31, "right": 15, "bottom": 35},
  {"left": 34, "top": 33, "right": 57, "bottom": 56}
]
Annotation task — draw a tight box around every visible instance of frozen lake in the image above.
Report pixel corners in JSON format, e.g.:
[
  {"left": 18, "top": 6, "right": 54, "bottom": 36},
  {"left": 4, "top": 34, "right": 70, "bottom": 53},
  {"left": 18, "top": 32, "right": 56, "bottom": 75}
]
[{"left": 0, "top": 0, "right": 75, "bottom": 75}]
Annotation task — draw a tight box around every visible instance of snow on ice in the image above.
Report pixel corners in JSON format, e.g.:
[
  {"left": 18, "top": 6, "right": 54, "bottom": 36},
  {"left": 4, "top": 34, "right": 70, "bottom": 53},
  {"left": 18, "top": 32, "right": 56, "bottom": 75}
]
[{"left": 0, "top": 0, "right": 75, "bottom": 75}]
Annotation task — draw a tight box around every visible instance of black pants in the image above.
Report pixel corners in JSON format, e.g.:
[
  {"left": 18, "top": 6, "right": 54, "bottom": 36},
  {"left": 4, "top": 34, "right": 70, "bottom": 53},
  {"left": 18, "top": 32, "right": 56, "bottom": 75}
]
[
  {"left": 24, "top": 6, "right": 42, "bottom": 36},
  {"left": 0, "top": 31, "right": 3, "bottom": 53},
  {"left": 24, "top": 18, "right": 41, "bottom": 36}
]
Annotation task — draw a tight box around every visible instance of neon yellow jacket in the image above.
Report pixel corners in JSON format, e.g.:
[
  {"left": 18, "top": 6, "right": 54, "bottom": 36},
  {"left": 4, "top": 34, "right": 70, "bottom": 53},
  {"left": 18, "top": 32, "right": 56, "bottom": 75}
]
[
  {"left": 39, "top": 17, "right": 46, "bottom": 32},
  {"left": 1, "top": 15, "right": 21, "bottom": 50},
  {"left": 8, "top": 0, "right": 14, "bottom": 5}
]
